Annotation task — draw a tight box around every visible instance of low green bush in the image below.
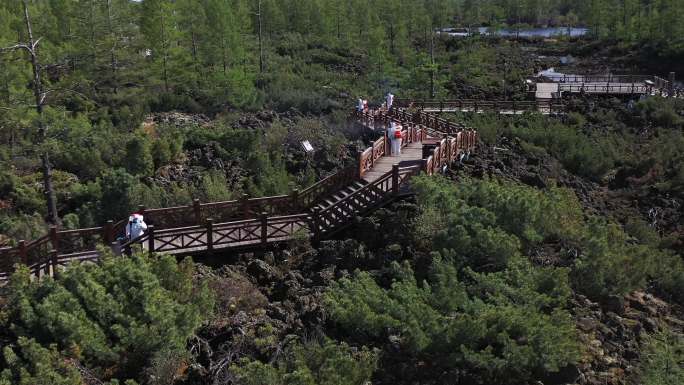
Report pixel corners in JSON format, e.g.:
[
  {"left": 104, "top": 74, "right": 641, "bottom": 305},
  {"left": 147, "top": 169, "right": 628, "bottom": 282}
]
[
  {"left": 637, "top": 329, "right": 684, "bottom": 385},
  {"left": 325, "top": 256, "right": 579, "bottom": 384},
  {"left": 230, "top": 338, "right": 378, "bottom": 385},
  {"left": 412, "top": 176, "right": 583, "bottom": 270},
  {"left": 411, "top": 176, "right": 684, "bottom": 304},
  {"left": 0, "top": 253, "right": 213, "bottom": 383}
]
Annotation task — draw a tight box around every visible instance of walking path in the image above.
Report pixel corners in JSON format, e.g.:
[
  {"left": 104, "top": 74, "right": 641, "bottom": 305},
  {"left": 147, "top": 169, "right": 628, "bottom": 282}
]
[{"left": 0, "top": 106, "right": 478, "bottom": 280}]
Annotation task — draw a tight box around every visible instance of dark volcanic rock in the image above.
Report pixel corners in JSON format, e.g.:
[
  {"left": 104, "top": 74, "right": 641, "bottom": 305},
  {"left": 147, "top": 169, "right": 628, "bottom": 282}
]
[
  {"left": 520, "top": 172, "right": 547, "bottom": 189},
  {"left": 247, "top": 259, "right": 280, "bottom": 285},
  {"left": 605, "top": 295, "right": 626, "bottom": 315}
]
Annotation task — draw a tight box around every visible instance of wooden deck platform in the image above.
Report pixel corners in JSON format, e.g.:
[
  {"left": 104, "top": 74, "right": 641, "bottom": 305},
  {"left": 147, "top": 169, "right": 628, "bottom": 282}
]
[
  {"left": 536, "top": 81, "right": 655, "bottom": 99},
  {"left": 362, "top": 142, "right": 424, "bottom": 182},
  {"left": 419, "top": 107, "right": 555, "bottom": 115}
]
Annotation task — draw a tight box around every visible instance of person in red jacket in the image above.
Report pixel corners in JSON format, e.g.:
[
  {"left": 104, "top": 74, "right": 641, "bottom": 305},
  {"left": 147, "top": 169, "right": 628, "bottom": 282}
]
[{"left": 387, "top": 121, "right": 402, "bottom": 156}]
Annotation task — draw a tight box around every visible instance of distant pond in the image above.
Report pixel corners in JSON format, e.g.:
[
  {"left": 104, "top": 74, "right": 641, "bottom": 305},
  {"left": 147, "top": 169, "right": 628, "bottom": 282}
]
[{"left": 438, "top": 27, "right": 589, "bottom": 38}]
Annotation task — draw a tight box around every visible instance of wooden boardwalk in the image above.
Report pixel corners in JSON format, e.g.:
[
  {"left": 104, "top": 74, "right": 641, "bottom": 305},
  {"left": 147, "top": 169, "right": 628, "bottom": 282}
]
[
  {"left": 362, "top": 142, "right": 423, "bottom": 182},
  {"left": 0, "top": 106, "right": 478, "bottom": 280},
  {"left": 534, "top": 73, "right": 681, "bottom": 100},
  {"left": 536, "top": 82, "right": 654, "bottom": 99},
  {"left": 395, "top": 99, "right": 566, "bottom": 115}
]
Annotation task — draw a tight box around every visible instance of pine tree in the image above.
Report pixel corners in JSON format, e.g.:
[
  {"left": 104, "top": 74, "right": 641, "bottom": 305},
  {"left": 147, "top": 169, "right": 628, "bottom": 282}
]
[{"left": 139, "top": 0, "right": 175, "bottom": 92}]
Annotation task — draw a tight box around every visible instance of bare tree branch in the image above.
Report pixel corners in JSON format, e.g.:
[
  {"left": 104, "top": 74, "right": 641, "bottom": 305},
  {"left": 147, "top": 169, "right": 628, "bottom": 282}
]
[
  {"left": 31, "top": 36, "right": 42, "bottom": 50},
  {"left": 0, "top": 43, "right": 30, "bottom": 53}
]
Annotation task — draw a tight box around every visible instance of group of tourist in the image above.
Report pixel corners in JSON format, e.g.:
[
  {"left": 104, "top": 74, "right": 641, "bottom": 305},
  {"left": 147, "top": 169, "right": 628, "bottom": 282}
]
[{"left": 357, "top": 92, "right": 403, "bottom": 156}]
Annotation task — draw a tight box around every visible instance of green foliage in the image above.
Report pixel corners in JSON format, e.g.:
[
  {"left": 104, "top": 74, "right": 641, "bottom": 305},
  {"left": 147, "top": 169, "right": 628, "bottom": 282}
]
[
  {"left": 0, "top": 213, "right": 47, "bottom": 243},
  {"left": 643, "top": 128, "right": 684, "bottom": 194},
  {"left": 324, "top": 256, "right": 579, "bottom": 383},
  {"left": 0, "top": 337, "right": 81, "bottom": 385},
  {"left": 151, "top": 139, "right": 173, "bottom": 170},
  {"left": 572, "top": 220, "right": 653, "bottom": 299},
  {"left": 230, "top": 338, "right": 378, "bottom": 385},
  {"left": 508, "top": 116, "right": 618, "bottom": 180},
  {"left": 412, "top": 176, "right": 583, "bottom": 270},
  {"left": 573, "top": 219, "right": 684, "bottom": 303},
  {"left": 0, "top": 170, "right": 44, "bottom": 215},
  {"left": 411, "top": 176, "right": 684, "bottom": 304},
  {"left": 124, "top": 136, "right": 154, "bottom": 177},
  {"left": 464, "top": 113, "right": 621, "bottom": 180},
  {"left": 99, "top": 168, "right": 137, "bottom": 221},
  {"left": 638, "top": 329, "right": 684, "bottom": 385},
  {"left": 197, "top": 170, "right": 234, "bottom": 202},
  {"left": 1, "top": 253, "right": 214, "bottom": 381}
]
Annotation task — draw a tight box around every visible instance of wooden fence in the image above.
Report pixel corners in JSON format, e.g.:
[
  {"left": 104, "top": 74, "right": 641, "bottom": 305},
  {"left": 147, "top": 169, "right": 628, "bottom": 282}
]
[{"left": 394, "top": 99, "right": 566, "bottom": 114}]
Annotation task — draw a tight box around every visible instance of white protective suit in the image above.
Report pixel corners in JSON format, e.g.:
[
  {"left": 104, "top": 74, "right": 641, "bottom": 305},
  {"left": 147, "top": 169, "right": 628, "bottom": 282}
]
[
  {"left": 125, "top": 214, "right": 148, "bottom": 240},
  {"left": 386, "top": 93, "right": 394, "bottom": 110}
]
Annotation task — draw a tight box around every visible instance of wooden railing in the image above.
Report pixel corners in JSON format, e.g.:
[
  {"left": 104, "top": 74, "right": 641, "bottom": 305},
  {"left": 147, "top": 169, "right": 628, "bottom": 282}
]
[
  {"left": 557, "top": 83, "right": 650, "bottom": 94},
  {"left": 542, "top": 74, "right": 656, "bottom": 84},
  {"left": 1, "top": 105, "right": 478, "bottom": 280},
  {"left": 539, "top": 73, "right": 683, "bottom": 97},
  {"left": 0, "top": 162, "right": 359, "bottom": 271},
  {"left": 394, "top": 99, "right": 566, "bottom": 114},
  {"left": 119, "top": 213, "right": 312, "bottom": 255},
  {"left": 314, "top": 164, "right": 422, "bottom": 236}
]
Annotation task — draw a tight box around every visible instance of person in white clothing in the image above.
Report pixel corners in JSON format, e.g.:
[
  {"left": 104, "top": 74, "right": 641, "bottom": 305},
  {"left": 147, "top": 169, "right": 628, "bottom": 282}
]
[
  {"left": 125, "top": 213, "right": 147, "bottom": 241},
  {"left": 357, "top": 98, "right": 364, "bottom": 112},
  {"left": 392, "top": 124, "right": 402, "bottom": 155},
  {"left": 386, "top": 92, "right": 394, "bottom": 110},
  {"left": 387, "top": 121, "right": 402, "bottom": 156}
]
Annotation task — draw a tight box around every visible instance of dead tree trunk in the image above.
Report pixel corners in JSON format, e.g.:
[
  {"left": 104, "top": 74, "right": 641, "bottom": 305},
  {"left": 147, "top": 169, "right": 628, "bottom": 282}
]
[
  {"left": 257, "top": 0, "right": 264, "bottom": 73},
  {"left": 106, "top": 0, "right": 118, "bottom": 92},
  {"left": 430, "top": 26, "right": 435, "bottom": 98},
  {"left": 159, "top": 0, "right": 169, "bottom": 92},
  {"left": 21, "top": 0, "right": 59, "bottom": 224}
]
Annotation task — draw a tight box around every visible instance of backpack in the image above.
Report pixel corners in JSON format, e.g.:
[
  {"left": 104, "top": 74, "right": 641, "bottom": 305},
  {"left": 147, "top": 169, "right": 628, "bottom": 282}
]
[{"left": 394, "top": 130, "right": 402, "bottom": 139}]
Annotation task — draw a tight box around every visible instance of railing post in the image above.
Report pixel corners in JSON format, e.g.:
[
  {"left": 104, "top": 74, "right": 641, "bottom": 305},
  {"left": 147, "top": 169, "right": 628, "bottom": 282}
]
[
  {"left": 357, "top": 149, "right": 364, "bottom": 179},
  {"left": 260, "top": 212, "right": 268, "bottom": 245},
  {"left": 19, "top": 240, "right": 27, "bottom": 266},
  {"left": 111, "top": 241, "right": 122, "bottom": 256},
  {"left": 193, "top": 199, "right": 202, "bottom": 224},
  {"left": 50, "top": 249, "right": 59, "bottom": 278},
  {"left": 104, "top": 220, "right": 114, "bottom": 243},
  {"left": 669, "top": 72, "right": 675, "bottom": 97},
  {"left": 206, "top": 218, "right": 213, "bottom": 251},
  {"left": 49, "top": 225, "right": 59, "bottom": 253},
  {"left": 291, "top": 188, "right": 300, "bottom": 211},
  {"left": 422, "top": 159, "right": 429, "bottom": 174},
  {"left": 241, "top": 194, "right": 251, "bottom": 218},
  {"left": 311, "top": 207, "right": 321, "bottom": 238},
  {"left": 147, "top": 225, "right": 155, "bottom": 253},
  {"left": 392, "top": 164, "right": 400, "bottom": 196}
]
